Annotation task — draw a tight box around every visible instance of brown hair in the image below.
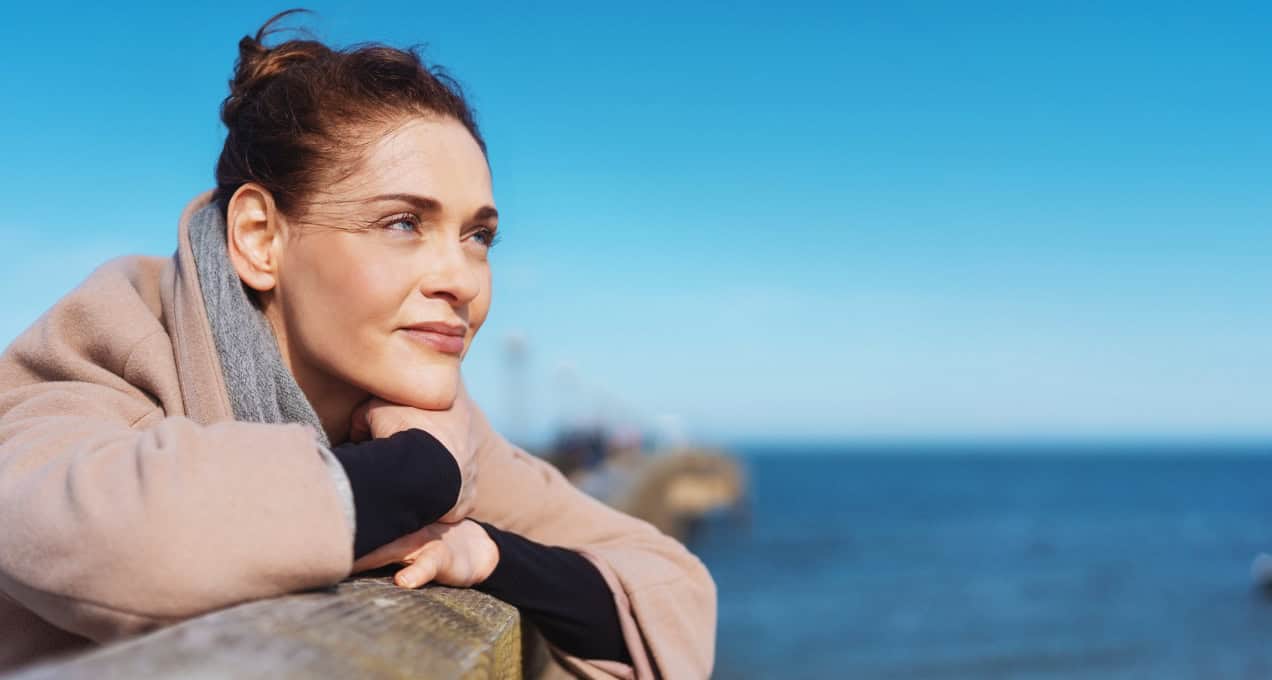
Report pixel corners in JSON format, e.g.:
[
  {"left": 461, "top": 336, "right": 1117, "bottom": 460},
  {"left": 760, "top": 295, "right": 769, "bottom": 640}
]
[{"left": 212, "top": 9, "right": 485, "bottom": 217}]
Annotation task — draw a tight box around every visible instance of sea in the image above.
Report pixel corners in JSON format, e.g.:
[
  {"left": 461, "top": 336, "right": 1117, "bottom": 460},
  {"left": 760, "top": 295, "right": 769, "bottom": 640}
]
[{"left": 690, "top": 442, "right": 1272, "bottom": 679}]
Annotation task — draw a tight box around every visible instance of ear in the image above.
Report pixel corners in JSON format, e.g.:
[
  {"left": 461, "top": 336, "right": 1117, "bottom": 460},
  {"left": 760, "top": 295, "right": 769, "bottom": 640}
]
[{"left": 226, "top": 184, "right": 285, "bottom": 293}]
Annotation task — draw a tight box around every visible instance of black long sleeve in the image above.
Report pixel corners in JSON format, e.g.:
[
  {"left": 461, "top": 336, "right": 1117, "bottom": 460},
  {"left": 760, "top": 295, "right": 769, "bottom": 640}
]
[
  {"left": 474, "top": 522, "right": 632, "bottom": 664},
  {"left": 331, "top": 433, "right": 628, "bottom": 663},
  {"left": 330, "top": 428, "right": 461, "bottom": 559}
]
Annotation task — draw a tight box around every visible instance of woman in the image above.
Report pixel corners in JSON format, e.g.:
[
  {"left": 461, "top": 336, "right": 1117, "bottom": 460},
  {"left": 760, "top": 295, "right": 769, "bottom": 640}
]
[{"left": 0, "top": 11, "right": 715, "bottom": 679}]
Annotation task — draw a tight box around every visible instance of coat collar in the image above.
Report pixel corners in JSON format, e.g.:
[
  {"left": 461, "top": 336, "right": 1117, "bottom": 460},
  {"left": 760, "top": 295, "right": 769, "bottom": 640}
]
[{"left": 159, "top": 191, "right": 234, "bottom": 425}]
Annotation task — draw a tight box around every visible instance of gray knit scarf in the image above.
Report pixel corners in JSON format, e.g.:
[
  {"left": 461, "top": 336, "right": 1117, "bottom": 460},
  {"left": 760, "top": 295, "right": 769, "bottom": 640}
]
[{"left": 187, "top": 201, "right": 354, "bottom": 525}]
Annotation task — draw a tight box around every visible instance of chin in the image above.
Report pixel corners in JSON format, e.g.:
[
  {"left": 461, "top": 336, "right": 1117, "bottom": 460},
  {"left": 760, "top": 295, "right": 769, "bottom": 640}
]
[{"left": 373, "top": 366, "right": 460, "bottom": 410}]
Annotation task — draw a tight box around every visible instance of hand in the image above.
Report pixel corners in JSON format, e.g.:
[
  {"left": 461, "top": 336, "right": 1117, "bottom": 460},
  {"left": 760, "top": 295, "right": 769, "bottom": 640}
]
[
  {"left": 351, "top": 520, "right": 500, "bottom": 589},
  {"left": 349, "top": 389, "right": 479, "bottom": 523}
]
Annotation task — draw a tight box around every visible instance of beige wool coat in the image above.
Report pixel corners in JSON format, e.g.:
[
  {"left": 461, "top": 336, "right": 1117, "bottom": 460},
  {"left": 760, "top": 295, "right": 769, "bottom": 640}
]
[{"left": 0, "top": 192, "right": 716, "bottom": 678}]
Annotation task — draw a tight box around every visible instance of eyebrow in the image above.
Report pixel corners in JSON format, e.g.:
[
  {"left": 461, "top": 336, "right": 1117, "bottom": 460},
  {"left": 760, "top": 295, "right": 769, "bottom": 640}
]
[{"left": 367, "top": 193, "right": 498, "bottom": 223}]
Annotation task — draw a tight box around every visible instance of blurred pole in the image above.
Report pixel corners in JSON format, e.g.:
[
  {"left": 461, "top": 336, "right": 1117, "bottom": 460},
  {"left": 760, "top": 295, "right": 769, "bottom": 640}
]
[
  {"left": 554, "top": 360, "right": 583, "bottom": 433},
  {"left": 503, "top": 331, "right": 528, "bottom": 447}
]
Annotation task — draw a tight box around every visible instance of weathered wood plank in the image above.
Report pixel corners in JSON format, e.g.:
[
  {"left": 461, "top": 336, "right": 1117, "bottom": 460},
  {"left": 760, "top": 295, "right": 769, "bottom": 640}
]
[{"left": 4, "top": 576, "right": 522, "bottom": 680}]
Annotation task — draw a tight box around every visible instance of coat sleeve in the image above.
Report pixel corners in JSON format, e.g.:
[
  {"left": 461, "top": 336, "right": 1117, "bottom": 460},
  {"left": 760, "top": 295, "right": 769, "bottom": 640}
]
[
  {"left": 467, "top": 400, "right": 717, "bottom": 680},
  {"left": 0, "top": 381, "right": 355, "bottom": 643}
]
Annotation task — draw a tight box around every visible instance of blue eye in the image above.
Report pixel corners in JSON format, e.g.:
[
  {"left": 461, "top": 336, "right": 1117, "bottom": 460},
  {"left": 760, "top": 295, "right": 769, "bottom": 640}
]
[
  {"left": 471, "top": 227, "right": 500, "bottom": 248},
  {"left": 386, "top": 217, "right": 418, "bottom": 233}
]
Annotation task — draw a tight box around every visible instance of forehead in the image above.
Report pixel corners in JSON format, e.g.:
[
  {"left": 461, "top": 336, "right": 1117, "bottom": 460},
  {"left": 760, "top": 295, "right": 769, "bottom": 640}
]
[{"left": 339, "top": 117, "right": 493, "bottom": 214}]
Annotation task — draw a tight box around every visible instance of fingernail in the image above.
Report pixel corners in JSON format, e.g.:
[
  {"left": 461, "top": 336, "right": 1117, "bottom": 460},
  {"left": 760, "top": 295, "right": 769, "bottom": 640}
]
[{"left": 399, "top": 575, "right": 417, "bottom": 588}]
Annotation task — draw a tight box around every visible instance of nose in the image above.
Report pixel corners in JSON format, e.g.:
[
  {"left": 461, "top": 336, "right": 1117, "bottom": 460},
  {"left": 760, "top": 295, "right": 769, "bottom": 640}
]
[{"left": 418, "top": 239, "right": 481, "bottom": 308}]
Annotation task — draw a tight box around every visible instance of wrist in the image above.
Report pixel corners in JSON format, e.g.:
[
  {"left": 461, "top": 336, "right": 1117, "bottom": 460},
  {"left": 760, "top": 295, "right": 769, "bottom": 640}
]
[{"left": 332, "top": 428, "right": 463, "bottom": 559}]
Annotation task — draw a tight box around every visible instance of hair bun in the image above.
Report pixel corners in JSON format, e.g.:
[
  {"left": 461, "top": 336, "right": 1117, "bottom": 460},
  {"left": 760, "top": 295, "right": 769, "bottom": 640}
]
[{"left": 222, "top": 9, "right": 321, "bottom": 126}]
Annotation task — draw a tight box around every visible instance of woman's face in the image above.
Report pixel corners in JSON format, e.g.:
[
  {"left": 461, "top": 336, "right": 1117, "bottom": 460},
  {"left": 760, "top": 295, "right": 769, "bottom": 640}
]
[{"left": 268, "top": 116, "right": 496, "bottom": 410}]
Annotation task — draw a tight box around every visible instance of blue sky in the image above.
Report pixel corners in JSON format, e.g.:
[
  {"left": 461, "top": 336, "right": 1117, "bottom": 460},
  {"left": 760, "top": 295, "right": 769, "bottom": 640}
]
[{"left": 0, "top": 2, "right": 1268, "bottom": 444}]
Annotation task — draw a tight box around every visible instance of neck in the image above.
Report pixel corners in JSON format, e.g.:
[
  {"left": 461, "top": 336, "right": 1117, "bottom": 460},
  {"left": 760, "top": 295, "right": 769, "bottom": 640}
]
[
  {"left": 263, "top": 306, "right": 367, "bottom": 446},
  {"left": 292, "top": 366, "right": 367, "bottom": 446}
]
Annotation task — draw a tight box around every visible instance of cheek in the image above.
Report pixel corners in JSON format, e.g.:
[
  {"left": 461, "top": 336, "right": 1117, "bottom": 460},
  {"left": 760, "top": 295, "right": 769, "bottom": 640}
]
[
  {"left": 284, "top": 244, "right": 411, "bottom": 363},
  {"left": 465, "top": 270, "right": 494, "bottom": 346}
]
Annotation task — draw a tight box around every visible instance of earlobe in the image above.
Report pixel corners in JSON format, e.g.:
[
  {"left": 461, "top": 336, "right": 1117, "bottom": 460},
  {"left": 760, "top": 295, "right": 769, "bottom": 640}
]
[{"left": 226, "top": 184, "right": 281, "bottom": 293}]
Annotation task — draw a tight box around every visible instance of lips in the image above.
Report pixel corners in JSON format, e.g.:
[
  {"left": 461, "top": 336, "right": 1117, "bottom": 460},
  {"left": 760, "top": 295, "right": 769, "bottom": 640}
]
[{"left": 401, "top": 321, "right": 468, "bottom": 355}]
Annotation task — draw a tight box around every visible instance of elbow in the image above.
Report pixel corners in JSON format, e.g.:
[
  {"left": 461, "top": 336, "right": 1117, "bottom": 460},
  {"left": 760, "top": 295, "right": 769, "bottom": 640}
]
[
  {"left": 616, "top": 553, "right": 717, "bottom": 680},
  {"left": 685, "top": 554, "right": 719, "bottom": 674},
  {"left": 661, "top": 553, "right": 718, "bottom": 678},
  {"left": 683, "top": 548, "right": 717, "bottom": 604}
]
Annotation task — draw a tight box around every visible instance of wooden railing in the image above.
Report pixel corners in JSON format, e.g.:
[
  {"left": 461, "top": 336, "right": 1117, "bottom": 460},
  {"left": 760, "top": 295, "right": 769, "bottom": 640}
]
[{"left": 7, "top": 578, "right": 538, "bottom": 680}]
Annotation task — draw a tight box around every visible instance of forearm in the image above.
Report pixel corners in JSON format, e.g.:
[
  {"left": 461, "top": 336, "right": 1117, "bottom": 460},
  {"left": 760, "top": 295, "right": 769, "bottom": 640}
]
[
  {"left": 329, "top": 428, "right": 461, "bottom": 559},
  {"left": 0, "top": 414, "right": 353, "bottom": 640},
  {"left": 474, "top": 522, "right": 631, "bottom": 664},
  {"left": 468, "top": 409, "right": 718, "bottom": 678}
]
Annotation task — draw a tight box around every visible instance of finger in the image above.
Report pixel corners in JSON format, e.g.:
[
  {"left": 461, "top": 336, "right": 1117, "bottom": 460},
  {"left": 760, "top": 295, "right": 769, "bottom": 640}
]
[
  {"left": 353, "top": 542, "right": 409, "bottom": 573},
  {"left": 395, "top": 542, "right": 449, "bottom": 589},
  {"left": 348, "top": 400, "right": 374, "bottom": 443},
  {"left": 351, "top": 526, "right": 433, "bottom": 572}
]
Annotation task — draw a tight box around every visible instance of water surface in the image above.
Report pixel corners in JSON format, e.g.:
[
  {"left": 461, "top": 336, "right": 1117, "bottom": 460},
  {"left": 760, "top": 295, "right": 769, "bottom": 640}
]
[{"left": 695, "top": 444, "right": 1272, "bottom": 679}]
